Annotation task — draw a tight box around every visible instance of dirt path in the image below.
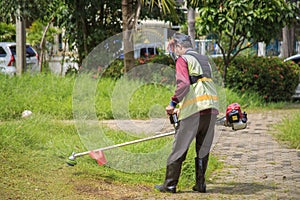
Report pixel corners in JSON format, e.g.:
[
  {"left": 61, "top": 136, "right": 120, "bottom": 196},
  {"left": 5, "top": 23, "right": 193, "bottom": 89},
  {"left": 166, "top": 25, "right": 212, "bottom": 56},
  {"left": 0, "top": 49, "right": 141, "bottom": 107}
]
[{"left": 77, "top": 110, "right": 300, "bottom": 199}]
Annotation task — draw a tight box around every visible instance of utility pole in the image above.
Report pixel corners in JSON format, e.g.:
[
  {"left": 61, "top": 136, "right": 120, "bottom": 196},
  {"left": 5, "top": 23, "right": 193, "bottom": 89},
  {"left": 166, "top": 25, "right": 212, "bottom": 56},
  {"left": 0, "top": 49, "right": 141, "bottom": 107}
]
[{"left": 16, "top": 8, "right": 26, "bottom": 75}]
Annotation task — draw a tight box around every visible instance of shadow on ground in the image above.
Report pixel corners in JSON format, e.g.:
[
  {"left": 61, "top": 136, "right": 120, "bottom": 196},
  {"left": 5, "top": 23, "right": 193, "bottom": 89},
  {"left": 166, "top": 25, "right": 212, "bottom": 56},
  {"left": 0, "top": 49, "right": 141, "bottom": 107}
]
[
  {"left": 207, "top": 182, "right": 278, "bottom": 195},
  {"left": 177, "top": 182, "right": 278, "bottom": 195}
]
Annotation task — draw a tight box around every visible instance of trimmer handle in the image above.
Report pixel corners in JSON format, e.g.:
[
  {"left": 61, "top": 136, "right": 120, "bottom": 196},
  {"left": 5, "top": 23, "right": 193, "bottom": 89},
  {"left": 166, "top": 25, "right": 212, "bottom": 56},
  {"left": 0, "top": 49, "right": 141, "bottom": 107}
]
[{"left": 169, "top": 113, "right": 179, "bottom": 128}]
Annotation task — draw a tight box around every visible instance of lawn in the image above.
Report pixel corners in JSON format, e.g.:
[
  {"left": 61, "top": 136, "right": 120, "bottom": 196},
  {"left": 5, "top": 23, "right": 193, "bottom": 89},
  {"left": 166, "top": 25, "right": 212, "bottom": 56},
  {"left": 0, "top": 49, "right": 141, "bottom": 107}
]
[{"left": 0, "top": 73, "right": 299, "bottom": 199}]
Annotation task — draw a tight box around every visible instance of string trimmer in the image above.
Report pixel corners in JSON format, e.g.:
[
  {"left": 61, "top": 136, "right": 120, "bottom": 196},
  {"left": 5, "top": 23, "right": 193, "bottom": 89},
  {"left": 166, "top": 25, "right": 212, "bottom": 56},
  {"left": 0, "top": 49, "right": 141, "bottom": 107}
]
[
  {"left": 66, "top": 103, "right": 247, "bottom": 166},
  {"left": 66, "top": 130, "right": 175, "bottom": 166}
]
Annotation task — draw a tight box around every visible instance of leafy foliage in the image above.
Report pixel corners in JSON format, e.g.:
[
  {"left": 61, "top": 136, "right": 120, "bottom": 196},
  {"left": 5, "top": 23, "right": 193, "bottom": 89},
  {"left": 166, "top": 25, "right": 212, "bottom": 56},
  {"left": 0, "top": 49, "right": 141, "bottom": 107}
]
[
  {"left": 214, "top": 56, "right": 300, "bottom": 102},
  {"left": 100, "top": 55, "right": 175, "bottom": 79},
  {"left": 0, "top": 22, "right": 15, "bottom": 42},
  {"left": 26, "top": 20, "right": 60, "bottom": 49},
  {"left": 102, "top": 59, "right": 125, "bottom": 79},
  {"left": 140, "top": 0, "right": 185, "bottom": 23},
  {"left": 194, "top": 0, "right": 298, "bottom": 84},
  {"left": 0, "top": 0, "right": 59, "bottom": 24},
  {"left": 62, "top": 0, "right": 123, "bottom": 64}
]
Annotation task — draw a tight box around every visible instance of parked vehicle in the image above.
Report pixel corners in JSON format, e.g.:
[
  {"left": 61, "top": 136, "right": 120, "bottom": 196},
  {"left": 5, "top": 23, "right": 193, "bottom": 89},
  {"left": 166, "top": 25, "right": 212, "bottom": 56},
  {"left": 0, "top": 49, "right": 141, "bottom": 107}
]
[
  {"left": 284, "top": 54, "right": 300, "bottom": 101},
  {"left": 284, "top": 54, "right": 300, "bottom": 64},
  {"left": 0, "top": 66, "right": 16, "bottom": 76},
  {"left": 0, "top": 42, "right": 39, "bottom": 75}
]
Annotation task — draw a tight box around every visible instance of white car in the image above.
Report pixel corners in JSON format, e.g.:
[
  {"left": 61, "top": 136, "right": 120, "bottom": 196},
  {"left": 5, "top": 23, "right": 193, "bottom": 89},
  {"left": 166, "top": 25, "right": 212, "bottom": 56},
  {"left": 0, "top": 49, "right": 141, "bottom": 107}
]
[
  {"left": 0, "top": 66, "right": 16, "bottom": 76},
  {"left": 0, "top": 42, "right": 39, "bottom": 75},
  {"left": 284, "top": 54, "right": 300, "bottom": 101}
]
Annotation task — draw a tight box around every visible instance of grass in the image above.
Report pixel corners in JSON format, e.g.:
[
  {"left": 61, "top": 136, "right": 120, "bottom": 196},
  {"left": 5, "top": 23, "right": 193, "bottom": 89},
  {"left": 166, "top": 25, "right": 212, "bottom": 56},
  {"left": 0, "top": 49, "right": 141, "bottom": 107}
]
[
  {"left": 273, "top": 110, "right": 300, "bottom": 149},
  {"left": 0, "top": 114, "right": 221, "bottom": 199},
  {"left": 0, "top": 115, "right": 81, "bottom": 199},
  {"left": 1, "top": 72, "right": 299, "bottom": 199},
  {"left": 0, "top": 73, "right": 292, "bottom": 121},
  {"left": 222, "top": 88, "right": 291, "bottom": 113}
]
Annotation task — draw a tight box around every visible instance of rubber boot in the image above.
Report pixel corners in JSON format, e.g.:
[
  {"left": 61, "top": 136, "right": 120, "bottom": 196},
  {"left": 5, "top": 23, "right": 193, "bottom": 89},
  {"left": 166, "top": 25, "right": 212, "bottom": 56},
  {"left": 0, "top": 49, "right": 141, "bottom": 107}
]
[
  {"left": 155, "top": 163, "right": 182, "bottom": 193},
  {"left": 192, "top": 154, "right": 209, "bottom": 193}
]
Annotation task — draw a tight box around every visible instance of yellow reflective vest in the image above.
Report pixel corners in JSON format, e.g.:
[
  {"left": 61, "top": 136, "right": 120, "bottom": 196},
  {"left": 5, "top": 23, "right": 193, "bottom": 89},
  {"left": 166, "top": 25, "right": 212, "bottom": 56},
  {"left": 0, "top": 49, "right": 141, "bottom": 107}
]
[{"left": 178, "top": 51, "right": 219, "bottom": 120}]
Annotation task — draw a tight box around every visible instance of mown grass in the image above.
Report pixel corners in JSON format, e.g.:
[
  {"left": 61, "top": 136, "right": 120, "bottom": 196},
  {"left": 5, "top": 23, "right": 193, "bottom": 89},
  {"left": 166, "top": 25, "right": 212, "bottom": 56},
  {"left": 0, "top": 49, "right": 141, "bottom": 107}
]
[
  {"left": 0, "top": 114, "right": 221, "bottom": 199},
  {"left": 0, "top": 72, "right": 299, "bottom": 199}
]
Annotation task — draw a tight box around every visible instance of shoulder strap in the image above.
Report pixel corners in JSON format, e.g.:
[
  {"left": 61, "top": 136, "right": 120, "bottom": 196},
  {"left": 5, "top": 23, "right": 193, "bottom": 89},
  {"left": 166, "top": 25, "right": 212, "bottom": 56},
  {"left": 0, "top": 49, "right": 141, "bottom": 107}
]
[{"left": 185, "top": 51, "right": 212, "bottom": 79}]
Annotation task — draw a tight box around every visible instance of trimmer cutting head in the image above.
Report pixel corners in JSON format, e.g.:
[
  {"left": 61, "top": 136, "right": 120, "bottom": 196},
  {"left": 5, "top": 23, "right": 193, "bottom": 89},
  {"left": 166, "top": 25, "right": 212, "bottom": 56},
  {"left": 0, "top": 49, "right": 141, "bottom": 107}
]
[
  {"left": 66, "top": 152, "right": 77, "bottom": 166},
  {"left": 66, "top": 150, "right": 107, "bottom": 166}
]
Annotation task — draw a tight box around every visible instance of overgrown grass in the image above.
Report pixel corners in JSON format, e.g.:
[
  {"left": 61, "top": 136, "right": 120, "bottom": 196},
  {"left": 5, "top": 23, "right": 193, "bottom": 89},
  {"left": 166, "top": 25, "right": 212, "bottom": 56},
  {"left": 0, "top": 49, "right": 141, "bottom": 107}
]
[
  {"left": 0, "top": 73, "right": 290, "bottom": 121},
  {"left": 223, "top": 88, "right": 290, "bottom": 112},
  {"left": 0, "top": 73, "right": 75, "bottom": 120},
  {"left": 0, "top": 73, "right": 172, "bottom": 120},
  {"left": 273, "top": 111, "right": 300, "bottom": 149}
]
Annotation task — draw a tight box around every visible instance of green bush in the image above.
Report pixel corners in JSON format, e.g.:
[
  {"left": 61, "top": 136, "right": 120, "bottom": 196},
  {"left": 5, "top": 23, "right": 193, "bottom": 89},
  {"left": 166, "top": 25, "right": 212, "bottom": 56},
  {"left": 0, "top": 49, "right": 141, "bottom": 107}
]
[
  {"left": 103, "top": 55, "right": 175, "bottom": 79},
  {"left": 103, "top": 59, "right": 124, "bottom": 79},
  {"left": 214, "top": 56, "right": 300, "bottom": 102},
  {"left": 146, "top": 54, "right": 175, "bottom": 67}
]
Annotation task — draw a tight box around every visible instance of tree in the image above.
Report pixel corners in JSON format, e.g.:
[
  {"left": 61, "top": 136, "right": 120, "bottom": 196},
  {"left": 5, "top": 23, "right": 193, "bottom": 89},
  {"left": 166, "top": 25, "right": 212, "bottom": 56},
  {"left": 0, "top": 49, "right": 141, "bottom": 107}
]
[
  {"left": 121, "top": 0, "right": 178, "bottom": 73},
  {"left": 193, "top": 0, "right": 297, "bottom": 86},
  {"left": 35, "top": 0, "right": 67, "bottom": 72},
  {"left": 62, "top": 0, "right": 123, "bottom": 65},
  {"left": 1, "top": 0, "right": 182, "bottom": 74}
]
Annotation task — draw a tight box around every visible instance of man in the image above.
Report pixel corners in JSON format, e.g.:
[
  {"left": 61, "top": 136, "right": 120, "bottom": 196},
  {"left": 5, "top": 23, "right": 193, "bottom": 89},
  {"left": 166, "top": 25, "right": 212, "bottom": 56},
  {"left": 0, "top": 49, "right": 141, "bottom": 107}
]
[{"left": 155, "top": 33, "right": 219, "bottom": 193}]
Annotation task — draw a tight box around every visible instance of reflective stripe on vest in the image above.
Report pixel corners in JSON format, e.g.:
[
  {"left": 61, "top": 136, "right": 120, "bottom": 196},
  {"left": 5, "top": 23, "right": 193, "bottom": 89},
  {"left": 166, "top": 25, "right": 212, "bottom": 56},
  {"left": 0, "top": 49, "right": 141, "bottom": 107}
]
[{"left": 177, "top": 53, "right": 219, "bottom": 120}]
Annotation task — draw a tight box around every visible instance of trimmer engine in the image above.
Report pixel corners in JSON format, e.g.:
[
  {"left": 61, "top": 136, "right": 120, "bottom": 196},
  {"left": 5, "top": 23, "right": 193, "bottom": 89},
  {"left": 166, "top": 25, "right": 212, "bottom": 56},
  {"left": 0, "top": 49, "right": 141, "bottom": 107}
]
[{"left": 224, "top": 103, "right": 247, "bottom": 130}]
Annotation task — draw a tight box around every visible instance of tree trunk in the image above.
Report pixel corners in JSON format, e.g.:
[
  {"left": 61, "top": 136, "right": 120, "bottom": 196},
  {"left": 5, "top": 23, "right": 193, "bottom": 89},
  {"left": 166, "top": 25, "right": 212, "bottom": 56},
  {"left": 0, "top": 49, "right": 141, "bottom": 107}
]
[
  {"left": 282, "top": 25, "right": 295, "bottom": 58},
  {"left": 81, "top": 16, "right": 88, "bottom": 56},
  {"left": 60, "top": 38, "right": 67, "bottom": 76},
  {"left": 16, "top": 9, "right": 26, "bottom": 75},
  {"left": 122, "top": 0, "right": 135, "bottom": 73},
  {"left": 222, "top": 60, "right": 229, "bottom": 88},
  {"left": 187, "top": 7, "right": 196, "bottom": 48},
  {"left": 39, "top": 17, "right": 54, "bottom": 72}
]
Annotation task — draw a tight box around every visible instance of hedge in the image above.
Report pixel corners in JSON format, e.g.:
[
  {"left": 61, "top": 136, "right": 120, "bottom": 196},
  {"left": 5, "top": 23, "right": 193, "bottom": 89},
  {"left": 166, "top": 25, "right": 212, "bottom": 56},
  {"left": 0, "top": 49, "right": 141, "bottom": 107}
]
[
  {"left": 106, "top": 55, "right": 300, "bottom": 102},
  {"left": 213, "top": 56, "right": 300, "bottom": 102}
]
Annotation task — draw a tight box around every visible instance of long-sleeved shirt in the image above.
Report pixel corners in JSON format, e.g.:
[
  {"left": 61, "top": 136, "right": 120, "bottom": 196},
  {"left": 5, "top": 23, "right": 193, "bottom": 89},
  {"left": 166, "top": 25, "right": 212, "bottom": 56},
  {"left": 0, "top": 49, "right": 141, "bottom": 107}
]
[{"left": 171, "top": 56, "right": 190, "bottom": 104}]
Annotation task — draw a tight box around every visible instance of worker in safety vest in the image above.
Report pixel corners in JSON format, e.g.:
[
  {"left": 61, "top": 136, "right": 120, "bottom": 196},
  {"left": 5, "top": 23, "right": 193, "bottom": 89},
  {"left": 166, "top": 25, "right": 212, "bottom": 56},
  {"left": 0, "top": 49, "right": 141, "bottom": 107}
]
[{"left": 155, "top": 33, "right": 219, "bottom": 193}]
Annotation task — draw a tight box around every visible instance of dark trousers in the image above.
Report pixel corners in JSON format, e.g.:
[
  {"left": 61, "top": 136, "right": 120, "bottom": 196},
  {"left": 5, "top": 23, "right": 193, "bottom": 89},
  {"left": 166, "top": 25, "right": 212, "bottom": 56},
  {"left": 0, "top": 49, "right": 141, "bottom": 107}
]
[
  {"left": 167, "top": 113, "right": 216, "bottom": 164},
  {"left": 163, "top": 113, "right": 217, "bottom": 187}
]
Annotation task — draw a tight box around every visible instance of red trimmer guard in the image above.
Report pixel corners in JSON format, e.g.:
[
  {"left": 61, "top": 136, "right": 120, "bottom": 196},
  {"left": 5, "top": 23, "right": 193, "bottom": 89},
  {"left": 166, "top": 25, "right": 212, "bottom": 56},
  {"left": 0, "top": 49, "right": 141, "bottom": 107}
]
[{"left": 89, "top": 150, "right": 107, "bottom": 166}]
